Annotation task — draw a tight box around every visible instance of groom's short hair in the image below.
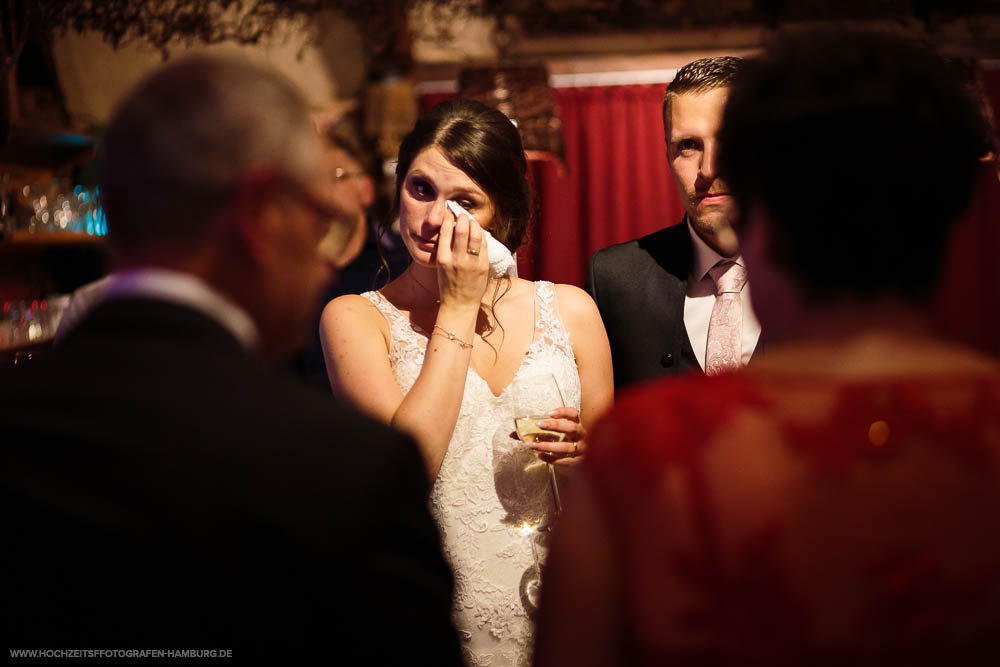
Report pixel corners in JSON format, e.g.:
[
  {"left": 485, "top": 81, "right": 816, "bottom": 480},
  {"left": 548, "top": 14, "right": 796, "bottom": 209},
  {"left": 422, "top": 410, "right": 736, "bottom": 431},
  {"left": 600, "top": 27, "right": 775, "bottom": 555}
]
[{"left": 662, "top": 56, "right": 742, "bottom": 133}]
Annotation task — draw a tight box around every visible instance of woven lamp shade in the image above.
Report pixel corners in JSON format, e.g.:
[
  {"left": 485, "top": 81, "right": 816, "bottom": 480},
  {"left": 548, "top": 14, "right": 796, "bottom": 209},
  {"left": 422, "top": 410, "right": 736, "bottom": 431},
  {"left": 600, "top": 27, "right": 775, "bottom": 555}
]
[{"left": 458, "top": 64, "right": 564, "bottom": 162}]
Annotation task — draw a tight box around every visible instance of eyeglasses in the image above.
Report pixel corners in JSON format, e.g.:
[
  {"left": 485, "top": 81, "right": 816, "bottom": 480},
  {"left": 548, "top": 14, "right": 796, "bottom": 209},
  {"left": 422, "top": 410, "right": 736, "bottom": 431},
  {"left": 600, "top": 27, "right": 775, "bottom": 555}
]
[
  {"left": 294, "top": 186, "right": 342, "bottom": 221},
  {"left": 287, "top": 182, "right": 353, "bottom": 260},
  {"left": 333, "top": 167, "right": 366, "bottom": 182}
]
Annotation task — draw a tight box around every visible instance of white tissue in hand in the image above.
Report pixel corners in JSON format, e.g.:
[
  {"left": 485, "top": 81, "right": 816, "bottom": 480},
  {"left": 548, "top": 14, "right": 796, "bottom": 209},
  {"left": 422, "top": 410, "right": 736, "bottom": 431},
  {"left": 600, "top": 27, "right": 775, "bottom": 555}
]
[
  {"left": 446, "top": 200, "right": 516, "bottom": 277},
  {"left": 483, "top": 230, "right": 516, "bottom": 278}
]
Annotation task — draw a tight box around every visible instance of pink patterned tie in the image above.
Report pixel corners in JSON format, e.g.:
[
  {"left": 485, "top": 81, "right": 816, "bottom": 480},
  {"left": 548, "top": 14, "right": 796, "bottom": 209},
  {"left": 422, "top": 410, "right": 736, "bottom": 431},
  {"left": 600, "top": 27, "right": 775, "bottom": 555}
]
[{"left": 705, "top": 260, "right": 748, "bottom": 376}]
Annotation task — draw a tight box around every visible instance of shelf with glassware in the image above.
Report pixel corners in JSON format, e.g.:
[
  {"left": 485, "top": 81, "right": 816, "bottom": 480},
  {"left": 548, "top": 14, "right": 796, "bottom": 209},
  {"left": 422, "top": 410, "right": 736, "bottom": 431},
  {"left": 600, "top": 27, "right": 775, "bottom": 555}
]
[
  {"left": 0, "top": 138, "right": 109, "bottom": 361},
  {"left": 0, "top": 241, "right": 103, "bottom": 361},
  {"left": 0, "top": 171, "right": 108, "bottom": 250},
  {"left": 0, "top": 231, "right": 107, "bottom": 361},
  {"left": 0, "top": 145, "right": 107, "bottom": 241},
  {"left": 0, "top": 295, "right": 71, "bottom": 357},
  {"left": 5, "top": 229, "right": 104, "bottom": 245},
  {"left": 0, "top": 20, "right": 109, "bottom": 361}
]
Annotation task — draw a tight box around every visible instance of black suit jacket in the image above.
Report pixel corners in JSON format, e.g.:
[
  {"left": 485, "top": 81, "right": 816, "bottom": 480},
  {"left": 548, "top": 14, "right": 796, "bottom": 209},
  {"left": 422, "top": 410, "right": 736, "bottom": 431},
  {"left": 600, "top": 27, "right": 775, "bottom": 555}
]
[
  {"left": 2, "top": 298, "right": 460, "bottom": 662},
  {"left": 586, "top": 222, "right": 701, "bottom": 389}
]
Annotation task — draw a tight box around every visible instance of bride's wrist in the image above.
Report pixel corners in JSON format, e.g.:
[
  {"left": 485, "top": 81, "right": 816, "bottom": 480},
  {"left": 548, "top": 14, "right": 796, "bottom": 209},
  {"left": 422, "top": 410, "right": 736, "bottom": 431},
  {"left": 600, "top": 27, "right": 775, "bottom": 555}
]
[
  {"left": 431, "top": 325, "right": 473, "bottom": 350},
  {"left": 435, "top": 301, "right": 480, "bottom": 323}
]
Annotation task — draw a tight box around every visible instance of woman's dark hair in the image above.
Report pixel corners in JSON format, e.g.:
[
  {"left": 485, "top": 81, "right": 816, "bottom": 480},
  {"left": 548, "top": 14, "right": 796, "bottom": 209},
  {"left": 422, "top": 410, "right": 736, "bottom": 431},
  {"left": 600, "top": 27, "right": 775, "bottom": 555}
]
[
  {"left": 391, "top": 97, "right": 531, "bottom": 253},
  {"left": 719, "top": 28, "right": 990, "bottom": 303}
]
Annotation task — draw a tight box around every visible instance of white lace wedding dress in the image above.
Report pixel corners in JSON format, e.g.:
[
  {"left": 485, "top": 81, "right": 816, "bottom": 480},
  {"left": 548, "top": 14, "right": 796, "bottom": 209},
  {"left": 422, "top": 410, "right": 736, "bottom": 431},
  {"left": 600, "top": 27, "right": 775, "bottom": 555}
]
[{"left": 363, "top": 281, "right": 582, "bottom": 667}]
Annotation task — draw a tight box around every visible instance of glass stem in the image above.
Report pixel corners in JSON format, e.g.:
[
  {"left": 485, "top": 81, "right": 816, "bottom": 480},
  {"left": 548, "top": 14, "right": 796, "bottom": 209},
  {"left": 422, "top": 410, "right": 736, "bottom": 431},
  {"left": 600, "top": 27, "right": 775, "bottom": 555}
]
[
  {"left": 547, "top": 463, "right": 562, "bottom": 514},
  {"left": 529, "top": 531, "right": 542, "bottom": 584}
]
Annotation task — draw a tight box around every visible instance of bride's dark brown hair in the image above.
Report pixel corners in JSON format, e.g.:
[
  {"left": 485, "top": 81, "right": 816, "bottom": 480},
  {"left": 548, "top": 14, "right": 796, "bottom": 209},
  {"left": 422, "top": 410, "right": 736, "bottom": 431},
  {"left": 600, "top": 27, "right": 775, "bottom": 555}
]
[
  {"left": 389, "top": 97, "right": 532, "bottom": 254},
  {"left": 385, "top": 98, "right": 534, "bottom": 346}
]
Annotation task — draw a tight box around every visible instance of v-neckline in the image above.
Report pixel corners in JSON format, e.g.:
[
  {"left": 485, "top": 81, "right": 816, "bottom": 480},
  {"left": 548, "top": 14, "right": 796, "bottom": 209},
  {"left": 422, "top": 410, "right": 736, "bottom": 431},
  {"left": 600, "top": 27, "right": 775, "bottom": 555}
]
[
  {"left": 469, "top": 338, "right": 544, "bottom": 399},
  {"left": 378, "top": 284, "right": 542, "bottom": 399}
]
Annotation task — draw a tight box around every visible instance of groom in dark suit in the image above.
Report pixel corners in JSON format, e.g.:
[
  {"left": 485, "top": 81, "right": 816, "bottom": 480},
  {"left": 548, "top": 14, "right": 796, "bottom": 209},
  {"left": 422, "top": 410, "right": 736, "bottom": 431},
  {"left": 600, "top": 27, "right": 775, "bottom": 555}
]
[
  {"left": 586, "top": 57, "right": 761, "bottom": 388},
  {"left": 3, "top": 56, "right": 460, "bottom": 663}
]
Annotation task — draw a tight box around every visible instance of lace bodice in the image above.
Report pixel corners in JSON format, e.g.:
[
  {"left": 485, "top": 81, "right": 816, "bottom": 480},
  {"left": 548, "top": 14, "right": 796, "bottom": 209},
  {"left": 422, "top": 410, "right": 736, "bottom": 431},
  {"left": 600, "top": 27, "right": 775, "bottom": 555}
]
[{"left": 363, "top": 281, "right": 582, "bottom": 667}]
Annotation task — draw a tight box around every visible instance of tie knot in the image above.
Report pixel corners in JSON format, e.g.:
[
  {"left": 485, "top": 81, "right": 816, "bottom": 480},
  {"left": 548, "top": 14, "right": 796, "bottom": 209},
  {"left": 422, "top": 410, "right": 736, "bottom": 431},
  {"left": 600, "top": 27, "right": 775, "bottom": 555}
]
[{"left": 708, "top": 261, "right": 747, "bottom": 295}]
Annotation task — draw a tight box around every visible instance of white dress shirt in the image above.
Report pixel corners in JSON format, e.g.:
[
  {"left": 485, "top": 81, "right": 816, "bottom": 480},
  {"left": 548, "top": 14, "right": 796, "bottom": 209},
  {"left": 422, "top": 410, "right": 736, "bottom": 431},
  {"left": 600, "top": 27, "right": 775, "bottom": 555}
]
[
  {"left": 683, "top": 221, "right": 761, "bottom": 371},
  {"left": 55, "top": 268, "right": 259, "bottom": 351}
]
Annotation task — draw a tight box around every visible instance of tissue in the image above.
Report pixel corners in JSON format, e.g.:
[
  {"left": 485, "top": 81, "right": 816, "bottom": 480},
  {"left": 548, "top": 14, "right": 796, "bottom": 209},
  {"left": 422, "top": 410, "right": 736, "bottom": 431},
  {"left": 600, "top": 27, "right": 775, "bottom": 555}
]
[{"left": 446, "top": 200, "right": 517, "bottom": 278}]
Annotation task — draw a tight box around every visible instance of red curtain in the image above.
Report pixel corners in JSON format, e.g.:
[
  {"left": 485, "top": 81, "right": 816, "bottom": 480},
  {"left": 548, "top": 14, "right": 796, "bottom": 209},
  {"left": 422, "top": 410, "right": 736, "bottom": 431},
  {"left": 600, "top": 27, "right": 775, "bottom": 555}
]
[{"left": 522, "top": 85, "right": 683, "bottom": 285}]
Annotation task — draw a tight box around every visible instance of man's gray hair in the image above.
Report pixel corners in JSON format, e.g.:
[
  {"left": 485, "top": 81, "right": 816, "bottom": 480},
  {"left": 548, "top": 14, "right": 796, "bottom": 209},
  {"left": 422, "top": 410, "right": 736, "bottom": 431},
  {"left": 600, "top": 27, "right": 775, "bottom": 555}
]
[{"left": 98, "top": 55, "right": 319, "bottom": 255}]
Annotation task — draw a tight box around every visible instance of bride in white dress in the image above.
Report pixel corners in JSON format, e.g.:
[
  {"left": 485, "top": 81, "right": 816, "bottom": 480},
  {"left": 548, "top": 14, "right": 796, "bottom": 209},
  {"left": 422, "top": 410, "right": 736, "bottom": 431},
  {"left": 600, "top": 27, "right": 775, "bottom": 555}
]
[{"left": 320, "top": 99, "right": 613, "bottom": 666}]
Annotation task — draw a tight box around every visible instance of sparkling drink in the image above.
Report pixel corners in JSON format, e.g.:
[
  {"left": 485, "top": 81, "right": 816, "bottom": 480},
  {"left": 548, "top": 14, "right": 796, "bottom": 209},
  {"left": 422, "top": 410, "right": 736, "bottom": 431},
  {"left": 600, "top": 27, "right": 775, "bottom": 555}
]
[{"left": 514, "top": 417, "right": 566, "bottom": 443}]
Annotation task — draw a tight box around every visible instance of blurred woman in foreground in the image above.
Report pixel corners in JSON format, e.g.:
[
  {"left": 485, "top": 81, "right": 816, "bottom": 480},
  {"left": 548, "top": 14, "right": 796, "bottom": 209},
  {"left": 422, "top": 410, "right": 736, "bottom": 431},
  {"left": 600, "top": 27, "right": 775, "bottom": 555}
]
[{"left": 535, "top": 28, "right": 1000, "bottom": 667}]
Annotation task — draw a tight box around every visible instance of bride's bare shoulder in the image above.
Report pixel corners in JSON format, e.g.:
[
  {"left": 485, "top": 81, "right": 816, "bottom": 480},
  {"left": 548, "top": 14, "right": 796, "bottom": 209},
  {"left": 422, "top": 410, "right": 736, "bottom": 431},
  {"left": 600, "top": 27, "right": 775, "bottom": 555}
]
[
  {"left": 321, "top": 292, "right": 386, "bottom": 331},
  {"left": 551, "top": 282, "right": 602, "bottom": 323}
]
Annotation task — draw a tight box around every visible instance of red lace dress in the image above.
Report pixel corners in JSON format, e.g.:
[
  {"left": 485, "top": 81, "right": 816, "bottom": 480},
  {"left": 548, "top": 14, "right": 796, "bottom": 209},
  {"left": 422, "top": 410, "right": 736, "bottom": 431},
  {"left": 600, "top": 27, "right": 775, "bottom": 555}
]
[{"left": 584, "top": 371, "right": 1000, "bottom": 666}]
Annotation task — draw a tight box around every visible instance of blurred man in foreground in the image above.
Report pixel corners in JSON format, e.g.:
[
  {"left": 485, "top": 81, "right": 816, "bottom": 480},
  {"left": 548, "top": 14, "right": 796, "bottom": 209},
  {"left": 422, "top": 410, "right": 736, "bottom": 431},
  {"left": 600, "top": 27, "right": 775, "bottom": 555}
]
[{"left": 3, "top": 55, "right": 460, "bottom": 662}]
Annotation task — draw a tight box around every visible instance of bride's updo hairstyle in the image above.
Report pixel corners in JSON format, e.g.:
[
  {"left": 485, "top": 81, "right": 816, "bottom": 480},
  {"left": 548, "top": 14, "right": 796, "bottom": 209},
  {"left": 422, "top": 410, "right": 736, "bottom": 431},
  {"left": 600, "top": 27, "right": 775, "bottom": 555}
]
[{"left": 392, "top": 98, "right": 532, "bottom": 253}]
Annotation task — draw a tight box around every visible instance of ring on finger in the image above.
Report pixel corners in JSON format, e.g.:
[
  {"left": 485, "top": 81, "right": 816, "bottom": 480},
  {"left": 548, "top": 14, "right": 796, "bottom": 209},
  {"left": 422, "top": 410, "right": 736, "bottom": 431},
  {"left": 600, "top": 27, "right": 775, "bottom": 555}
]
[
  {"left": 572, "top": 442, "right": 579, "bottom": 456},
  {"left": 467, "top": 248, "right": 480, "bottom": 256}
]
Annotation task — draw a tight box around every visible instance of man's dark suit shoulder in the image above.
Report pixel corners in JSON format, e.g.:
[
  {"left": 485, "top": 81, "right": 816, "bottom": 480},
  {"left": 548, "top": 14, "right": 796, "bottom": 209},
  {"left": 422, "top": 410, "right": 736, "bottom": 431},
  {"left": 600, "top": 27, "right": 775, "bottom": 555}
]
[
  {"left": 587, "top": 222, "right": 691, "bottom": 293},
  {"left": 586, "top": 223, "right": 698, "bottom": 387},
  {"left": 2, "top": 300, "right": 460, "bottom": 662}
]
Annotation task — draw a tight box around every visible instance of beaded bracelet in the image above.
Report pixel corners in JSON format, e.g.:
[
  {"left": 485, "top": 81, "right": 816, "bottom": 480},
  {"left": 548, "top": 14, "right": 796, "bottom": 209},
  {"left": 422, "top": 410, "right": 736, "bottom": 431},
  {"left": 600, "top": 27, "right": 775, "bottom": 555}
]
[{"left": 432, "top": 325, "right": 474, "bottom": 350}]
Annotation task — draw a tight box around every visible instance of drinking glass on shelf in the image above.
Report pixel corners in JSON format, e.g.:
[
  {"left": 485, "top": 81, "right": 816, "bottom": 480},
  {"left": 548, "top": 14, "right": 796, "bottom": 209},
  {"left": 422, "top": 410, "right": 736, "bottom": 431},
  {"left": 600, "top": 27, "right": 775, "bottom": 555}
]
[
  {"left": 26, "top": 182, "right": 51, "bottom": 233},
  {"left": 13, "top": 350, "right": 35, "bottom": 365},
  {"left": 0, "top": 173, "right": 12, "bottom": 241}
]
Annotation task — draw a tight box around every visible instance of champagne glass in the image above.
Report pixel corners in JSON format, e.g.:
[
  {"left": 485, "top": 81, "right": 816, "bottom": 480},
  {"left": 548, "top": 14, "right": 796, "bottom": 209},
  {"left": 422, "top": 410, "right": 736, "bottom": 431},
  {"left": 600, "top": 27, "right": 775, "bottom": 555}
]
[
  {"left": 512, "top": 373, "right": 566, "bottom": 516},
  {"left": 508, "top": 373, "right": 568, "bottom": 616}
]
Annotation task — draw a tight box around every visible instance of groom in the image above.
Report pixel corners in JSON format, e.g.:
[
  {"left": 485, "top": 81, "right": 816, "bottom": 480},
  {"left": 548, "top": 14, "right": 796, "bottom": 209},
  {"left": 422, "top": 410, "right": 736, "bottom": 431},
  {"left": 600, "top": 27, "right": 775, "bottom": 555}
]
[
  {"left": 586, "top": 56, "right": 762, "bottom": 388},
  {"left": 3, "top": 56, "right": 460, "bottom": 662}
]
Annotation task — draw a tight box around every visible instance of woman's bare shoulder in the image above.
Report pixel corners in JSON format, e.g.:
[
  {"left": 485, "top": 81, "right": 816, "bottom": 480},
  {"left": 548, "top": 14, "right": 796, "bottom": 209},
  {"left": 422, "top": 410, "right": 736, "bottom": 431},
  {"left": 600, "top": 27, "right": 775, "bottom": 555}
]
[
  {"left": 551, "top": 282, "right": 601, "bottom": 323},
  {"left": 551, "top": 282, "right": 593, "bottom": 301},
  {"left": 327, "top": 292, "right": 377, "bottom": 308},
  {"left": 320, "top": 292, "right": 385, "bottom": 330}
]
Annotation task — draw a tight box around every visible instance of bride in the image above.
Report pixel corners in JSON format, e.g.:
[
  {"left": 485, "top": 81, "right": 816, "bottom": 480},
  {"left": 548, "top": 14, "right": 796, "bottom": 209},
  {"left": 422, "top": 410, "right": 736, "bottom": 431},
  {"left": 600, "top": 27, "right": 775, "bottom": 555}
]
[{"left": 320, "top": 98, "right": 614, "bottom": 666}]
